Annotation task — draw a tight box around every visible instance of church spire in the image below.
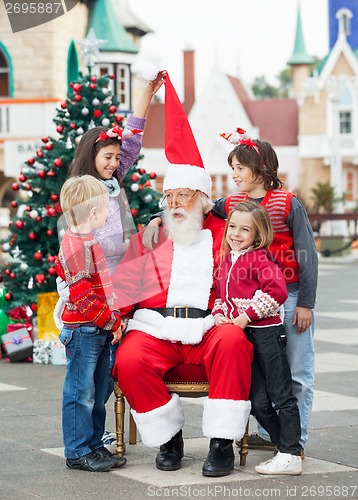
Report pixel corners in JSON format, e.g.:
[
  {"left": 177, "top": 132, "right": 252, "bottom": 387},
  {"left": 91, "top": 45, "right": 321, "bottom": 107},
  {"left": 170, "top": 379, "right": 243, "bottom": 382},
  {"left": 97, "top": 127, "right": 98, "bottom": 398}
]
[
  {"left": 287, "top": 0, "right": 314, "bottom": 65},
  {"left": 87, "top": 0, "right": 138, "bottom": 53}
]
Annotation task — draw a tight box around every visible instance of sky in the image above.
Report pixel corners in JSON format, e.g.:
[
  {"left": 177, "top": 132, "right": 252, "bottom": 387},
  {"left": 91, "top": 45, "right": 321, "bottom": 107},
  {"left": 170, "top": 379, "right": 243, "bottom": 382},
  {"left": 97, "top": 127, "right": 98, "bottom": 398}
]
[{"left": 127, "top": 0, "right": 329, "bottom": 99}]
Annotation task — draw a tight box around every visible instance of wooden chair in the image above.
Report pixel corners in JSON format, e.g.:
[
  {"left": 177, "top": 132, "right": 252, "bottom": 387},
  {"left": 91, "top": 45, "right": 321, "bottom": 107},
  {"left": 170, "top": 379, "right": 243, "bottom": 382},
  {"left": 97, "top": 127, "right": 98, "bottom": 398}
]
[{"left": 114, "top": 364, "right": 250, "bottom": 466}]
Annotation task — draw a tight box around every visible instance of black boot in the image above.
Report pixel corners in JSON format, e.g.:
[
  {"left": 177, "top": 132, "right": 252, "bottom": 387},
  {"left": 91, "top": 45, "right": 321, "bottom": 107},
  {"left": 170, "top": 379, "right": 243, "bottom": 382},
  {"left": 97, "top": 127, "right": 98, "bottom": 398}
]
[
  {"left": 155, "top": 430, "right": 184, "bottom": 471},
  {"left": 202, "top": 438, "right": 235, "bottom": 477}
]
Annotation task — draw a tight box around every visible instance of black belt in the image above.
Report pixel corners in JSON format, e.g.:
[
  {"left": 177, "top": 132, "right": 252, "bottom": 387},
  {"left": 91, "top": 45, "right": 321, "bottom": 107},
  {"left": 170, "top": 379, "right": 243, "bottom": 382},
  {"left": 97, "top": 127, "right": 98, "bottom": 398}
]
[{"left": 152, "top": 307, "right": 211, "bottom": 319}]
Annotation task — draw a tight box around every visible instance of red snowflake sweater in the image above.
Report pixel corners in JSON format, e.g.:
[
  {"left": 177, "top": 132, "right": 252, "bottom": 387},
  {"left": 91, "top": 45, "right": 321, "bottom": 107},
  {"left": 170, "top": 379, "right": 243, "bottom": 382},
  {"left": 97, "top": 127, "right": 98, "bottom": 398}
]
[
  {"left": 213, "top": 248, "right": 288, "bottom": 328},
  {"left": 55, "top": 230, "right": 121, "bottom": 330}
]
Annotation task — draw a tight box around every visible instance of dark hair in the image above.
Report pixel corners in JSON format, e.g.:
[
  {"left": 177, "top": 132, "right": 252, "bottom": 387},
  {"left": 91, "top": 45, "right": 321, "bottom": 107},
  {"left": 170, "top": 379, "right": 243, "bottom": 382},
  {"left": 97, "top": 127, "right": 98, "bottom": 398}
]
[
  {"left": 227, "top": 139, "right": 284, "bottom": 190},
  {"left": 69, "top": 126, "right": 122, "bottom": 181}
]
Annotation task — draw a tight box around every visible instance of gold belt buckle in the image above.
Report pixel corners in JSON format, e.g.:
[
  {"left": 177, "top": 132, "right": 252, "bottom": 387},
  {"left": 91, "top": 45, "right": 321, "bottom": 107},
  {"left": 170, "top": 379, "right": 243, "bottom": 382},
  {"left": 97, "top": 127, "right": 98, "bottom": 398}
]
[{"left": 174, "top": 306, "right": 189, "bottom": 318}]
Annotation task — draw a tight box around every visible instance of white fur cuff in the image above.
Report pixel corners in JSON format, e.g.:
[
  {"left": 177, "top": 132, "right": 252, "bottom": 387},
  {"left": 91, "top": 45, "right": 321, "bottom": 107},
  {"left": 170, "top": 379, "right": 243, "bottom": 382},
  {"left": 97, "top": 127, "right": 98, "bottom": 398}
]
[
  {"left": 202, "top": 398, "right": 251, "bottom": 441},
  {"left": 131, "top": 393, "right": 185, "bottom": 447}
]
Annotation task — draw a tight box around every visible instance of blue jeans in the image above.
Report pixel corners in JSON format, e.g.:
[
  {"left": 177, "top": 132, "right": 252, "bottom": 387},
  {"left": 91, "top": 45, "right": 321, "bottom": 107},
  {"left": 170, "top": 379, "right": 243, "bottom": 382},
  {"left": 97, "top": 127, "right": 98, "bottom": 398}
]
[
  {"left": 59, "top": 325, "right": 111, "bottom": 459},
  {"left": 247, "top": 325, "right": 302, "bottom": 455},
  {"left": 257, "top": 289, "right": 315, "bottom": 447}
]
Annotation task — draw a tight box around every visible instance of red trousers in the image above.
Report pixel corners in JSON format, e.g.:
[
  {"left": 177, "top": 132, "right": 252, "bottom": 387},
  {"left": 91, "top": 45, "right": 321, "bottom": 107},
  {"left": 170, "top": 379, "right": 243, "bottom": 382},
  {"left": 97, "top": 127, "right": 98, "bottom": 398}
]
[{"left": 113, "top": 323, "right": 253, "bottom": 413}]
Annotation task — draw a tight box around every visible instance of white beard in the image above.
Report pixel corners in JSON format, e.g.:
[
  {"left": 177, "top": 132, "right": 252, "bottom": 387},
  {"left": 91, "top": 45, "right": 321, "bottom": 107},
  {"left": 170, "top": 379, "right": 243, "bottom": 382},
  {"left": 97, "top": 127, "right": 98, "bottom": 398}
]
[{"left": 164, "top": 204, "right": 204, "bottom": 245}]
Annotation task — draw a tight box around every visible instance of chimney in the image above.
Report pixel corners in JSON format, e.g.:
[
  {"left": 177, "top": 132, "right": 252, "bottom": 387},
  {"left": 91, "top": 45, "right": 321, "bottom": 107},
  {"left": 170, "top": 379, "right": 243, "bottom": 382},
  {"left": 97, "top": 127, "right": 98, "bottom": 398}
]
[{"left": 183, "top": 48, "right": 195, "bottom": 115}]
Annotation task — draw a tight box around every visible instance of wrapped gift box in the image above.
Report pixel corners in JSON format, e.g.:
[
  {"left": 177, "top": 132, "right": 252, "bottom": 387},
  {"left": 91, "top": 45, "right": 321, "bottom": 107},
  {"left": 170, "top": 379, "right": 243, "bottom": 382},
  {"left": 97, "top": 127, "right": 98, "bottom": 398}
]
[
  {"left": 2, "top": 327, "right": 33, "bottom": 362},
  {"left": 50, "top": 340, "right": 66, "bottom": 365},
  {"left": 32, "top": 340, "right": 52, "bottom": 364},
  {"left": 32, "top": 339, "right": 66, "bottom": 365}
]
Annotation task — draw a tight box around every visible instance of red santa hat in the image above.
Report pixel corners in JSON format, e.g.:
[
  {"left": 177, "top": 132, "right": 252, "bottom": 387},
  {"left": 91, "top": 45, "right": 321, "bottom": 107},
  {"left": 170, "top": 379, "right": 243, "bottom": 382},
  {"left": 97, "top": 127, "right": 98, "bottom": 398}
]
[{"left": 162, "top": 72, "right": 212, "bottom": 198}]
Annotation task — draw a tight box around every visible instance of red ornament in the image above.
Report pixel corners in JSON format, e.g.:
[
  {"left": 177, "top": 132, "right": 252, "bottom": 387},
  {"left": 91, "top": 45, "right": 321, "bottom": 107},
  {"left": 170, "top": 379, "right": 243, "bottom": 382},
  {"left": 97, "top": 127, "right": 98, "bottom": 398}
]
[
  {"left": 27, "top": 157, "right": 35, "bottom": 165},
  {"left": 90, "top": 83, "right": 97, "bottom": 90},
  {"left": 4, "top": 292, "right": 12, "bottom": 301},
  {"left": 5, "top": 269, "right": 11, "bottom": 275},
  {"left": 31, "top": 303, "right": 37, "bottom": 312},
  {"left": 25, "top": 205, "right": 31, "bottom": 212},
  {"left": 48, "top": 267, "right": 57, "bottom": 276},
  {"left": 69, "top": 82, "right": 74, "bottom": 88},
  {"left": 75, "top": 94, "right": 82, "bottom": 102},
  {"left": 46, "top": 229, "right": 53, "bottom": 237},
  {"left": 47, "top": 207, "right": 57, "bottom": 217},
  {"left": 60, "top": 101, "right": 67, "bottom": 109},
  {"left": 41, "top": 136, "right": 49, "bottom": 143},
  {"left": 130, "top": 208, "right": 138, "bottom": 216},
  {"left": 12, "top": 183, "right": 19, "bottom": 191},
  {"left": 139, "top": 168, "right": 146, "bottom": 174},
  {"left": 37, "top": 150, "right": 43, "bottom": 158},
  {"left": 91, "top": 76, "right": 97, "bottom": 82},
  {"left": 47, "top": 170, "right": 56, "bottom": 177},
  {"left": 109, "top": 105, "right": 117, "bottom": 113},
  {"left": 109, "top": 74, "right": 115, "bottom": 79},
  {"left": 149, "top": 172, "right": 157, "bottom": 179},
  {"left": 10, "top": 272, "right": 16, "bottom": 279},
  {"left": 53, "top": 158, "right": 63, "bottom": 168},
  {"left": 11, "top": 201, "right": 17, "bottom": 208},
  {"left": 28, "top": 232, "right": 36, "bottom": 241},
  {"left": 38, "top": 170, "right": 46, "bottom": 178},
  {"left": 45, "top": 142, "right": 53, "bottom": 150},
  {"left": 56, "top": 125, "right": 64, "bottom": 133},
  {"left": 15, "top": 220, "right": 24, "bottom": 229},
  {"left": 25, "top": 184, "right": 32, "bottom": 191},
  {"left": 47, "top": 255, "right": 56, "bottom": 263},
  {"left": 50, "top": 194, "right": 59, "bottom": 202},
  {"left": 35, "top": 274, "right": 46, "bottom": 284},
  {"left": 35, "top": 216, "right": 42, "bottom": 222},
  {"left": 33, "top": 250, "right": 43, "bottom": 260},
  {"left": 70, "top": 122, "right": 76, "bottom": 129},
  {"left": 94, "top": 109, "right": 102, "bottom": 118},
  {"left": 73, "top": 83, "right": 82, "bottom": 93},
  {"left": 115, "top": 115, "right": 123, "bottom": 123},
  {"left": 19, "top": 174, "right": 27, "bottom": 182},
  {"left": 130, "top": 173, "right": 140, "bottom": 182}
]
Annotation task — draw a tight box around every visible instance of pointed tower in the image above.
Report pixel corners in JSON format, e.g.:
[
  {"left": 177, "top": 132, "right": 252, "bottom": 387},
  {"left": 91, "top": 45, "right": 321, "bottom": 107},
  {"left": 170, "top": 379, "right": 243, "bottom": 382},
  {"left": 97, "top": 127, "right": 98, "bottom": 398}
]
[
  {"left": 287, "top": 0, "right": 314, "bottom": 100},
  {"left": 86, "top": 0, "right": 139, "bottom": 111}
]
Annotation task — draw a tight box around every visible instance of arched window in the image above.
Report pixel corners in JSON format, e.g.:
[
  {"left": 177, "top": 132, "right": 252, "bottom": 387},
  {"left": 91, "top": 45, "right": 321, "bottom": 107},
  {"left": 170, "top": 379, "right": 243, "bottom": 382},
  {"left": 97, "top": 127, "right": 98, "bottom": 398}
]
[{"left": 0, "top": 43, "right": 13, "bottom": 97}]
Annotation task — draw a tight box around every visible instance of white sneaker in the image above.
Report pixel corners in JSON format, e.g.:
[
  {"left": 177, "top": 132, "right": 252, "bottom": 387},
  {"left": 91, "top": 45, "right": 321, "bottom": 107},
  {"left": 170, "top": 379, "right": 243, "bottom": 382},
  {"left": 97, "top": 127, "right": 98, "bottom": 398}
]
[{"left": 255, "top": 451, "right": 302, "bottom": 475}]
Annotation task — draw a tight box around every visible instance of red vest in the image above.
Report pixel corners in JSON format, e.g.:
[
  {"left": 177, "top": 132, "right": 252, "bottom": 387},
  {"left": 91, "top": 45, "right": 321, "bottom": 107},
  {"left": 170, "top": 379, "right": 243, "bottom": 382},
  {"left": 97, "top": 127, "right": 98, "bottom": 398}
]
[{"left": 224, "top": 190, "right": 299, "bottom": 284}]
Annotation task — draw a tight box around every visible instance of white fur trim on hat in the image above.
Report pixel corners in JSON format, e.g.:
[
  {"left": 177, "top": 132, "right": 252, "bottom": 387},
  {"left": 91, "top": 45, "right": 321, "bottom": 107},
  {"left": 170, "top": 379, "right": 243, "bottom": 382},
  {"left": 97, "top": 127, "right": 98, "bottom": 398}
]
[
  {"left": 131, "top": 393, "right": 184, "bottom": 447},
  {"left": 202, "top": 398, "right": 251, "bottom": 440},
  {"left": 163, "top": 164, "right": 212, "bottom": 198}
]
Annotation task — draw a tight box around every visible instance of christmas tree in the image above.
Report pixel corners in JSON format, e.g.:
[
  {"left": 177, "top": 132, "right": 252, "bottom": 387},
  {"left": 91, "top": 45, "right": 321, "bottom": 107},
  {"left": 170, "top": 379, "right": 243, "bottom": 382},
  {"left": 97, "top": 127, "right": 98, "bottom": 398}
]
[{"left": 0, "top": 70, "right": 162, "bottom": 310}]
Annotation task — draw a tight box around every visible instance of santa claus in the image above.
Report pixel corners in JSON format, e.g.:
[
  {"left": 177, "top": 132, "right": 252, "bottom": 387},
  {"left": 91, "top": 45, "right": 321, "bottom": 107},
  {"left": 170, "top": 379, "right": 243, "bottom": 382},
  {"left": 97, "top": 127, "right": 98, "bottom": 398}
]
[{"left": 111, "top": 73, "right": 253, "bottom": 477}]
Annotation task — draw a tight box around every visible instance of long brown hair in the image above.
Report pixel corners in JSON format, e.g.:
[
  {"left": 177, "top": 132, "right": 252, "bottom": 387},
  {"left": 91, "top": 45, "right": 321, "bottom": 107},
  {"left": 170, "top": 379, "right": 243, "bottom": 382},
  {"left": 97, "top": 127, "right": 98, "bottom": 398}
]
[
  {"left": 221, "top": 201, "right": 273, "bottom": 256},
  {"left": 227, "top": 139, "right": 284, "bottom": 190},
  {"left": 69, "top": 126, "right": 122, "bottom": 181}
]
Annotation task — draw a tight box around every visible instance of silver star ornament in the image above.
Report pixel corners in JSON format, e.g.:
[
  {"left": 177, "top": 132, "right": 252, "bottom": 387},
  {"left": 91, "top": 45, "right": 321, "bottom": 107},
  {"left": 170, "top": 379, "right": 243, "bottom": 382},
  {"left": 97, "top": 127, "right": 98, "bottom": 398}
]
[{"left": 78, "top": 28, "right": 107, "bottom": 68}]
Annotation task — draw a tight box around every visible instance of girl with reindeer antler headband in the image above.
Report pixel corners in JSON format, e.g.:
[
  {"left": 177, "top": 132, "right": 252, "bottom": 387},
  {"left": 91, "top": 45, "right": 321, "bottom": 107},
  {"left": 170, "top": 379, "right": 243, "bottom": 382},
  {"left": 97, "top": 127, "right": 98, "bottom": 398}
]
[{"left": 144, "top": 125, "right": 318, "bottom": 463}]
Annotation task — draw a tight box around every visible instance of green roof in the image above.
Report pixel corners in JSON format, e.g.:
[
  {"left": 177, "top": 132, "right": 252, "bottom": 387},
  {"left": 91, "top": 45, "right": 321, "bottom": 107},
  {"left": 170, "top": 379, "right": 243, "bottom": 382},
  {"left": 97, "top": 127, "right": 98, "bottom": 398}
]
[
  {"left": 88, "top": 0, "right": 138, "bottom": 53},
  {"left": 287, "top": 3, "right": 314, "bottom": 65}
]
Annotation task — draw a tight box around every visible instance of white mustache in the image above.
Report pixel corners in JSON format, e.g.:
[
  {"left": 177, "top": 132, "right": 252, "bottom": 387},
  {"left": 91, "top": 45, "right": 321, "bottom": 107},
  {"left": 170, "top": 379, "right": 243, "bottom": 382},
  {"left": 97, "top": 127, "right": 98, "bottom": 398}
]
[{"left": 169, "top": 207, "right": 188, "bottom": 218}]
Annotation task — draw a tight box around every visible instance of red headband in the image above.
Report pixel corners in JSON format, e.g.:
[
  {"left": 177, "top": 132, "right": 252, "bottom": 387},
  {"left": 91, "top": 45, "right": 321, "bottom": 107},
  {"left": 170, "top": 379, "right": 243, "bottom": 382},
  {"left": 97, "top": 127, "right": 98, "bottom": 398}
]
[
  {"left": 95, "top": 125, "right": 142, "bottom": 143},
  {"left": 220, "top": 127, "right": 260, "bottom": 155}
]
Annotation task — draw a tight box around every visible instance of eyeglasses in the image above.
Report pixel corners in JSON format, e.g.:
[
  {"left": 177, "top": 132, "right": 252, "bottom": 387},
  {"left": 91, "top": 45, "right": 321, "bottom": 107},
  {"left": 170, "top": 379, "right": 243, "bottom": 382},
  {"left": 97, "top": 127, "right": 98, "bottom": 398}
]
[{"left": 161, "top": 190, "right": 198, "bottom": 207}]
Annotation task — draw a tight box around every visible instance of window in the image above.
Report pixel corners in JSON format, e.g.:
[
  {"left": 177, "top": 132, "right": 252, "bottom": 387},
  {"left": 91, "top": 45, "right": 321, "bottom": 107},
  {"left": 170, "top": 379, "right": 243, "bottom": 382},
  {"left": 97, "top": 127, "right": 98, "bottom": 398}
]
[
  {"left": 0, "top": 47, "right": 10, "bottom": 97},
  {"left": 339, "top": 111, "right": 352, "bottom": 134},
  {"left": 94, "top": 63, "right": 131, "bottom": 111},
  {"left": 345, "top": 171, "right": 354, "bottom": 202},
  {"left": 116, "top": 64, "right": 130, "bottom": 109}
]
